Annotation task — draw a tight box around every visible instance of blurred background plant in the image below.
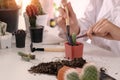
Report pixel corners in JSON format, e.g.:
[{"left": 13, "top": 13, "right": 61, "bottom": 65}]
[
  {"left": 26, "top": 0, "right": 45, "bottom": 27},
  {"left": 0, "top": 0, "right": 18, "bottom": 9}
]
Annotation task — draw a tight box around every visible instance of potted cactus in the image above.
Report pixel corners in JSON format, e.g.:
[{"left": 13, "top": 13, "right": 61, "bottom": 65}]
[
  {"left": 57, "top": 63, "right": 99, "bottom": 80},
  {"left": 65, "top": 33, "right": 84, "bottom": 59},
  {"left": 24, "top": 0, "right": 48, "bottom": 43},
  {"left": 0, "top": 0, "right": 19, "bottom": 33},
  {"left": 0, "top": 21, "right": 12, "bottom": 49}
]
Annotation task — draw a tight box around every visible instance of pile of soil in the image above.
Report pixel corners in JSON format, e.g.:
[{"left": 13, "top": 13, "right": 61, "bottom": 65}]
[{"left": 28, "top": 58, "right": 86, "bottom": 75}]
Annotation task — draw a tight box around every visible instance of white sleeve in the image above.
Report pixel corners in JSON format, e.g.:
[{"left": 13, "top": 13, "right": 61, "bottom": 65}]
[
  {"left": 78, "top": 0, "right": 103, "bottom": 41},
  {"left": 58, "top": 0, "right": 103, "bottom": 40}
]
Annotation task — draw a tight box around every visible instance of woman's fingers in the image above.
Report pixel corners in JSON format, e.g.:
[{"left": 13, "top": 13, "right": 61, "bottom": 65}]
[
  {"left": 92, "top": 19, "right": 107, "bottom": 33},
  {"left": 87, "top": 27, "right": 94, "bottom": 39},
  {"left": 67, "top": 2, "right": 75, "bottom": 17}
]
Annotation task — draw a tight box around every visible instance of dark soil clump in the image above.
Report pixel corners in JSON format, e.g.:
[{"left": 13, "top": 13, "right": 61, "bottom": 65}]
[{"left": 28, "top": 58, "right": 86, "bottom": 75}]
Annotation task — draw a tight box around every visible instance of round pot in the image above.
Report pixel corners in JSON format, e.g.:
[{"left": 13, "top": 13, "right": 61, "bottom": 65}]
[
  {"left": 0, "top": 8, "right": 19, "bottom": 33},
  {"left": 30, "top": 26, "right": 44, "bottom": 43}
]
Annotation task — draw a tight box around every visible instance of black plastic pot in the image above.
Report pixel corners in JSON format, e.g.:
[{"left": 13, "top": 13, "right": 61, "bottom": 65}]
[
  {"left": 30, "top": 26, "right": 44, "bottom": 43},
  {"left": 0, "top": 8, "right": 19, "bottom": 33},
  {"left": 15, "top": 30, "right": 26, "bottom": 48}
]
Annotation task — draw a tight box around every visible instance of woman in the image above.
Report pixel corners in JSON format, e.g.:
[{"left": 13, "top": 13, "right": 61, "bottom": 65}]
[{"left": 57, "top": 0, "right": 120, "bottom": 55}]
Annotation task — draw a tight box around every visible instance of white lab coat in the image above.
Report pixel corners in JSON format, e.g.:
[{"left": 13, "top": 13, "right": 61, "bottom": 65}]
[
  {"left": 59, "top": 0, "right": 120, "bottom": 55},
  {"left": 79, "top": 0, "right": 120, "bottom": 55}
]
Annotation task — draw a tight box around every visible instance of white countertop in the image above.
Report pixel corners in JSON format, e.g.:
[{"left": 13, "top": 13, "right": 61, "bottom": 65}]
[
  {"left": 0, "top": 35, "right": 120, "bottom": 80},
  {"left": 0, "top": 15, "right": 120, "bottom": 80}
]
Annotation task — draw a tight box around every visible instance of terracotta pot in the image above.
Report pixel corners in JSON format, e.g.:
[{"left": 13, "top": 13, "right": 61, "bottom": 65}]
[
  {"left": 65, "top": 42, "right": 84, "bottom": 59},
  {"left": 57, "top": 66, "right": 71, "bottom": 80}
]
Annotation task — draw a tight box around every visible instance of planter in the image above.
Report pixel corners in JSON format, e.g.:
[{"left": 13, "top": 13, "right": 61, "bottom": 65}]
[
  {"left": 0, "top": 32, "right": 12, "bottom": 49},
  {"left": 36, "top": 14, "right": 48, "bottom": 26},
  {"left": 15, "top": 30, "right": 26, "bottom": 48},
  {"left": 65, "top": 42, "right": 84, "bottom": 59},
  {"left": 0, "top": 8, "right": 19, "bottom": 33},
  {"left": 30, "top": 26, "right": 44, "bottom": 43}
]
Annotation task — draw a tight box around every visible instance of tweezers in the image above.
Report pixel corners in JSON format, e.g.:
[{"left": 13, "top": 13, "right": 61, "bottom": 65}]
[{"left": 76, "top": 33, "right": 87, "bottom": 39}]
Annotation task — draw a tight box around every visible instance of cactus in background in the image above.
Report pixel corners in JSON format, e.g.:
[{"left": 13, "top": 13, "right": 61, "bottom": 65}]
[
  {"left": 31, "top": 0, "right": 45, "bottom": 15},
  {"left": 0, "top": 0, "right": 18, "bottom": 9},
  {"left": 80, "top": 63, "right": 99, "bottom": 80},
  {"left": 26, "top": 0, "right": 45, "bottom": 27},
  {"left": 0, "top": 21, "right": 7, "bottom": 36}
]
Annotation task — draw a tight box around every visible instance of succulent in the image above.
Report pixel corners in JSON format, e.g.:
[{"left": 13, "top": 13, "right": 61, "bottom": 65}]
[
  {"left": 0, "top": 0, "right": 18, "bottom": 9},
  {"left": 80, "top": 63, "right": 99, "bottom": 80},
  {"left": 18, "top": 51, "right": 35, "bottom": 62},
  {"left": 0, "top": 21, "right": 7, "bottom": 36}
]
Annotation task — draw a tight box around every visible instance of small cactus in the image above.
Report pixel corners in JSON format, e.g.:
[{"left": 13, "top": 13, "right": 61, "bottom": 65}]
[
  {"left": 71, "top": 33, "right": 76, "bottom": 46},
  {"left": 18, "top": 51, "right": 35, "bottom": 62},
  {"left": 80, "top": 63, "right": 99, "bottom": 80},
  {"left": 0, "top": 21, "right": 7, "bottom": 36},
  {"left": 31, "top": 0, "right": 45, "bottom": 15}
]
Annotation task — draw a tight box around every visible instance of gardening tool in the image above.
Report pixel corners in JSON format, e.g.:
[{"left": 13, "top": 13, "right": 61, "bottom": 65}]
[{"left": 30, "top": 43, "right": 64, "bottom": 52}]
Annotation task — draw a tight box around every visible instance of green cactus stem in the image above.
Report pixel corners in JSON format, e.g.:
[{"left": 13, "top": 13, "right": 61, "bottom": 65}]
[
  {"left": 66, "top": 72, "right": 80, "bottom": 80},
  {"left": 80, "top": 63, "right": 99, "bottom": 80},
  {"left": 29, "top": 16, "right": 36, "bottom": 27},
  {"left": 71, "top": 33, "right": 76, "bottom": 46},
  {"left": 18, "top": 51, "right": 35, "bottom": 60}
]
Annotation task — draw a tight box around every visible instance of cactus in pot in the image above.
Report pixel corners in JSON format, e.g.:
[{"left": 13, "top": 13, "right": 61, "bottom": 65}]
[
  {"left": 64, "top": 63, "right": 99, "bottom": 80},
  {"left": 80, "top": 63, "right": 99, "bottom": 80},
  {"left": 0, "top": 0, "right": 19, "bottom": 33},
  {"left": 26, "top": 0, "right": 45, "bottom": 27}
]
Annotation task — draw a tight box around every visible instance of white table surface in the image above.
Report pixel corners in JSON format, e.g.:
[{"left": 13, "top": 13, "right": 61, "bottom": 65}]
[
  {"left": 0, "top": 35, "right": 120, "bottom": 80},
  {"left": 0, "top": 16, "right": 120, "bottom": 80}
]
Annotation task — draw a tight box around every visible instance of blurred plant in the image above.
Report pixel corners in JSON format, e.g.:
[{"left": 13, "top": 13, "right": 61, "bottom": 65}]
[
  {"left": 0, "top": 21, "right": 7, "bottom": 36},
  {"left": 0, "top": 0, "right": 18, "bottom": 9},
  {"left": 26, "top": 0, "right": 45, "bottom": 27}
]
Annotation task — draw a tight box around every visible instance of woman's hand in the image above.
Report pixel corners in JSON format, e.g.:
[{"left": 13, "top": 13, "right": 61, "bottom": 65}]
[
  {"left": 57, "top": 1, "right": 80, "bottom": 35},
  {"left": 87, "top": 19, "right": 120, "bottom": 40}
]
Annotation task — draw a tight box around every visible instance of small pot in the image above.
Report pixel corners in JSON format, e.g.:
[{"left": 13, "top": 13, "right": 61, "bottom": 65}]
[
  {"left": 15, "top": 30, "right": 26, "bottom": 48},
  {"left": 30, "top": 26, "right": 44, "bottom": 43},
  {"left": 0, "top": 32, "right": 12, "bottom": 49},
  {"left": 0, "top": 8, "right": 19, "bottom": 33},
  {"left": 65, "top": 42, "right": 84, "bottom": 60},
  {"left": 57, "top": 66, "right": 71, "bottom": 80}
]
